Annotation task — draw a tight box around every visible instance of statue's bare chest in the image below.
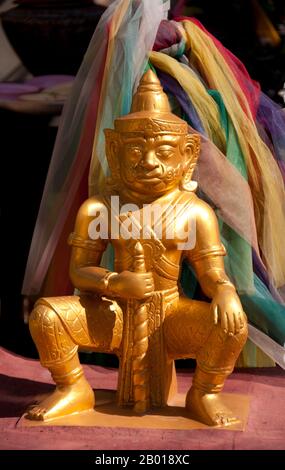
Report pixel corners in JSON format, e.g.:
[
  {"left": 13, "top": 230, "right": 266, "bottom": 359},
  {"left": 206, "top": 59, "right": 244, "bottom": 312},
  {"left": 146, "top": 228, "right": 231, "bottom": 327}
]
[{"left": 104, "top": 192, "right": 196, "bottom": 274}]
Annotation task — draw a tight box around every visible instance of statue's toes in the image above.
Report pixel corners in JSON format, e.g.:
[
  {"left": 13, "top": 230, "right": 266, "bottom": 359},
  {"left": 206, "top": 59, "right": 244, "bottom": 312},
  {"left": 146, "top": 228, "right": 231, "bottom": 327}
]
[
  {"left": 212, "top": 413, "right": 223, "bottom": 426},
  {"left": 215, "top": 412, "right": 239, "bottom": 426},
  {"left": 226, "top": 415, "right": 240, "bottom": 425},
  {"left": 27, "top": 406, "right": 46, "bottom": 420},
  {"left": 34, "top": 408, "right": 46, "bottom": 420}
]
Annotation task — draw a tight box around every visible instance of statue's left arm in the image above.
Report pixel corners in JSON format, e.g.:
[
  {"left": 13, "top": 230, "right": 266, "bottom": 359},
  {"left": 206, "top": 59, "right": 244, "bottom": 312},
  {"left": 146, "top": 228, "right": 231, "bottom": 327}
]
[{"left": 186, "top": 199, "right": 245, "bottom": 335}]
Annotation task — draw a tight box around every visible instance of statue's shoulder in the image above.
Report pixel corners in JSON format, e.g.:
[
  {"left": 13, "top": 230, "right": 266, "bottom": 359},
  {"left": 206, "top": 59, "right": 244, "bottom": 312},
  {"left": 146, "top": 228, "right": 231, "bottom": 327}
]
[
  {"left": 179, "top": 191, "right": 211, "bottom": 214},
  {"left": 188, "top": 194, "right": 217, "bottom": 225},
  {"left": 77, "top": 195, "right": 109, "bottom": 220}
]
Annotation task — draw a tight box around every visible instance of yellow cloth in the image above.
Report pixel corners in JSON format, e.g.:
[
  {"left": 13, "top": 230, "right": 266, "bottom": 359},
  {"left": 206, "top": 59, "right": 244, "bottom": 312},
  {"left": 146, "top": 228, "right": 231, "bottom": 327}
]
[
  {"left": 182, "top": 20, "right": 285, "bottom": 288},
  {"left": 149, "top": 50, "right": 226, "bottom": 152}
]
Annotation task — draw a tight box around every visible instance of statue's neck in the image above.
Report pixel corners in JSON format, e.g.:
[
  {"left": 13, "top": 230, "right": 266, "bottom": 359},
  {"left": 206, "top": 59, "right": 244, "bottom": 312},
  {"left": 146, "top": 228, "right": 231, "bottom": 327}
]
[{"left": 117, "top": 186, "right": 181, "bottom": 207}]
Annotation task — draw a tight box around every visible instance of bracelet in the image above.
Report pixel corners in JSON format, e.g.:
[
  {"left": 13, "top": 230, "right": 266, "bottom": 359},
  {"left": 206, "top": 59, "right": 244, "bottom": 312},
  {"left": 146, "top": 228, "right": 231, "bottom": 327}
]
[
  {"left": 216, "top": 278, "right": 235, "bottom": 289},
  {"left": 102, "top": 271, "right": 118, "bottom": 292}
]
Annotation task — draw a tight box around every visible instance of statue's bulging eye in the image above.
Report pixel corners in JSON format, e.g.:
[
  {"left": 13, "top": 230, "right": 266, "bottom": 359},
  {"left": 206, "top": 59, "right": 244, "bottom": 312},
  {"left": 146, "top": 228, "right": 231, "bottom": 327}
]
[
  {"left": 127, "top": 146, "right": 142, "bottom": 157},
  {"left": 156, "top": 146, "right": 175, "bottom": 159}
]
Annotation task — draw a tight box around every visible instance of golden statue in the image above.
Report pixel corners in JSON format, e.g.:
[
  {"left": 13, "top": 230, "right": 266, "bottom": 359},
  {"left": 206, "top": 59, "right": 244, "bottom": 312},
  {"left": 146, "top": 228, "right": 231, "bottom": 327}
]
[{"left": 27, "top": 70, "right": 247, "bottom": 426}]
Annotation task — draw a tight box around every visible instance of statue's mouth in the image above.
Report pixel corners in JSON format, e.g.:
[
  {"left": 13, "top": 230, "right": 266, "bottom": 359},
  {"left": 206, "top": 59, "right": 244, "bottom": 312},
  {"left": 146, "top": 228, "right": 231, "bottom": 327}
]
[
  {"left": 138, "top": 174, "right": 161, "bottom": 180},
  {"left": 135, "top": 169, "right": 164, "bottom": 183},
  {"left": 136, "top": 176, "right": 163, "bottom": 185}
]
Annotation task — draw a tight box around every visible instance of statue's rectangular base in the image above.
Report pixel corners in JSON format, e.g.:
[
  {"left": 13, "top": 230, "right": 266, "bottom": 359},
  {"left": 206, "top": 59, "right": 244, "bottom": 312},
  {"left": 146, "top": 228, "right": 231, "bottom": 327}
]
[{"left": 18, "top": 390, "right": 250, "bottom": 431}]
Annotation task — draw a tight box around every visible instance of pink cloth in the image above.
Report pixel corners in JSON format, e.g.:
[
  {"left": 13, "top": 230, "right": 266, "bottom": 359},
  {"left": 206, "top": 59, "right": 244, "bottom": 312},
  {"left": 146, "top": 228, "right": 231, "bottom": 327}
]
[{"left": 0, "top": 348, "right": 284, "bottom": 450}]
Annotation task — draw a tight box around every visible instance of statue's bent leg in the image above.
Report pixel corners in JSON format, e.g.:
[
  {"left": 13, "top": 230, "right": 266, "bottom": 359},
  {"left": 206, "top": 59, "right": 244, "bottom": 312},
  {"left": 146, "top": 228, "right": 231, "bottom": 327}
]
[
  {"left": 27, "top": 295, "right": 123, "bottom": 421},
  {"left": 164, "top": 297, "right": 248, "bottom": 426}
]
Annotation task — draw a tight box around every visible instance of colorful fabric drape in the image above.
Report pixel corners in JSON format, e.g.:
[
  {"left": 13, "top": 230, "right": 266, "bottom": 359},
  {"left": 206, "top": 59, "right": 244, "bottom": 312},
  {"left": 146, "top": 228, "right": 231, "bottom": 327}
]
[
  {"left": 23, "top": 1, "right": 285, "bottom": 366},
  {"left": 149, "top": 18, "right": 285, "bottom": 365},
  {"left": 22, "top": 0, "right": 165, "bottom": 296}
]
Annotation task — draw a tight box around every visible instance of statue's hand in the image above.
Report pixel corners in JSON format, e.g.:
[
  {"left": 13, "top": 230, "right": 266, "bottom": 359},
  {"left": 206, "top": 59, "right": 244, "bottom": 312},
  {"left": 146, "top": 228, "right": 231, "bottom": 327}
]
[
  {"left": 108, "top": 271, "right": 154, "bottom": 300},
  {"left": 211, "top": 286, "right": 245, "bottom": 336}
]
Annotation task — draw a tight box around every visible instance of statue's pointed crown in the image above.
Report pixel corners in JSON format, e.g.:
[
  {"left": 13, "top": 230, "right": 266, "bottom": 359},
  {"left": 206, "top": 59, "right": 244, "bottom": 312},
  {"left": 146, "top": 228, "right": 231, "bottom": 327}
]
[
  {"left": 130, "top": 69, "right": 171, "bottom": 113},
  {"left": 114, "top": 70, "right": 188, "bottom": 134}
]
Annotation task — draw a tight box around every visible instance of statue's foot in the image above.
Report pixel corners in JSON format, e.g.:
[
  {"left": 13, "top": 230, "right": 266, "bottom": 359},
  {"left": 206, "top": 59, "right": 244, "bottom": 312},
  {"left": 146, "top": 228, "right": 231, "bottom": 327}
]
[
  {"left": 26, "top": 376, "right": 95, "bottom": 421},
  {"left": 185, "top": 387, "right": 240, "bottom": 427}
]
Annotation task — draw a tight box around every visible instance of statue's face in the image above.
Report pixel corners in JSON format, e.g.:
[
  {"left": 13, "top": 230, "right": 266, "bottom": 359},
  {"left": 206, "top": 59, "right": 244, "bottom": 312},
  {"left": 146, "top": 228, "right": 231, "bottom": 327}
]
[{"left": 119, "top": 133, "right": 192, "bottom": 197}]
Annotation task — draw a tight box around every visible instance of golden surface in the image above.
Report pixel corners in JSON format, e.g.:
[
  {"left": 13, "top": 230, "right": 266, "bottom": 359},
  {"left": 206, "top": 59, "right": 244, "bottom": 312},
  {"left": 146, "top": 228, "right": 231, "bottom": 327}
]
[
  {"left": 27, "top": 71, "right": 248, "bottom": 426},
  {"left": 20, "top": 390, "right": 250, "bottom": 431}
]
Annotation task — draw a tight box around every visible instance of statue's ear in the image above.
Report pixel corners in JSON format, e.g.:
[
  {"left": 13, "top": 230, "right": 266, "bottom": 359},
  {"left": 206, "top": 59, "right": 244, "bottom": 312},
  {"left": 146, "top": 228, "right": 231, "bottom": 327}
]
[
  {"left": 181, "top": 133, "right": 200, "bottom": 192},
  {"left": 104, "top": 129, "right": 121, "bottom": 182}
]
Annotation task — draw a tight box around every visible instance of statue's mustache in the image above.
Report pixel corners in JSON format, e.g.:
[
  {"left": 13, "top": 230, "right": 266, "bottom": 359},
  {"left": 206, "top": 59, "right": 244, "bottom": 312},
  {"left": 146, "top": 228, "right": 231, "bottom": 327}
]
[
  {"left": 132, "top": 166, "right": 181, "bottom": 182},
  {"left": 131, "top": 165, "right": 166, "bottom": 179},
  {"left": 137, "top": 170, "right": 163, "bottom": 178}
]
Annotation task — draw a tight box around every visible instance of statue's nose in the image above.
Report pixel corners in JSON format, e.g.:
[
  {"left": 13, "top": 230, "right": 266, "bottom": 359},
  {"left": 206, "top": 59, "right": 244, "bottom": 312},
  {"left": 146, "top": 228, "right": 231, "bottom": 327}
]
[{"left": 140, "top": 151, "right": 159, "bottom": 170}]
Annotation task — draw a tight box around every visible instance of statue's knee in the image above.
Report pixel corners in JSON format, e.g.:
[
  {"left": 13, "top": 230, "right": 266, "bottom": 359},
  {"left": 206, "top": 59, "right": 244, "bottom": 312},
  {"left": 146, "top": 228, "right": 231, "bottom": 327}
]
[
  {"left": 214, "top": 311, "right": 248, "bottom": 340},
  {"left": 29, "top": 301, "right": 59, "bottom": 338}
]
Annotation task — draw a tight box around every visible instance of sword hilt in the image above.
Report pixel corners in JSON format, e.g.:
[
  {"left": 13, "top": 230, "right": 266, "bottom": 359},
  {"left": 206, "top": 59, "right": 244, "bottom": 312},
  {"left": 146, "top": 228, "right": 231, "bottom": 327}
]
[{"left": 133, "top": 241, "right": 146, "bottom": 274}]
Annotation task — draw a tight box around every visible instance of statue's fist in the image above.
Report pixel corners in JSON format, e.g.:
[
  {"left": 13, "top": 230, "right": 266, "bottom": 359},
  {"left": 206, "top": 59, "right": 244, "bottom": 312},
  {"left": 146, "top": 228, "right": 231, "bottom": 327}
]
[{"left": 108, "top": 271, "right": 154, "bottom": 300}]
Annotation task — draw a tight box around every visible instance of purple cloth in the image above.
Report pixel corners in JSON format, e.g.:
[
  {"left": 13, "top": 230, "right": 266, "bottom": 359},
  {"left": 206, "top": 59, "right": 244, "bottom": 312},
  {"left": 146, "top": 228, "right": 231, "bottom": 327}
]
[
  {"left": 257, "top": 92, "right": 285, "bottom": 180},
  {"left": 156, "top": 69, "right": 206, "bottom": 135},
  {"left": 26, "top": 75, "right": 74, "bottom": 89}
]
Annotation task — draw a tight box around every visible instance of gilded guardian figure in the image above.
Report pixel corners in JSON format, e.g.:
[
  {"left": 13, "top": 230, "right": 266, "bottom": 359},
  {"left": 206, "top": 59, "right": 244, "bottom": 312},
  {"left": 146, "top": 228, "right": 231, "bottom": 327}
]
[{"left": 28, "top": 71, "right": 248, "bottom": 426}]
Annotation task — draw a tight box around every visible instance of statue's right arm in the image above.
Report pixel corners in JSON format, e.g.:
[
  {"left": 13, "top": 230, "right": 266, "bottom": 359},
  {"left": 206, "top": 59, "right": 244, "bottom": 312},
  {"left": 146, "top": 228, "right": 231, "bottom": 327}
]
[
  {"left": 68, "top": 197, "right": 154, "bottom": 299},
  {"left": 68, "top": 197, "right": 113, "bottom": 295}
]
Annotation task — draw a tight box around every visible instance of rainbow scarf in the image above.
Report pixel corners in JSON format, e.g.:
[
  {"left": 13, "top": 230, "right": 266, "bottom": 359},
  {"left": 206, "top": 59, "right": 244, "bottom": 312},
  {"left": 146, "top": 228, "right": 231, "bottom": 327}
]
[{"left": 23, "top": 2, "right": 285, "bottom": 367}]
